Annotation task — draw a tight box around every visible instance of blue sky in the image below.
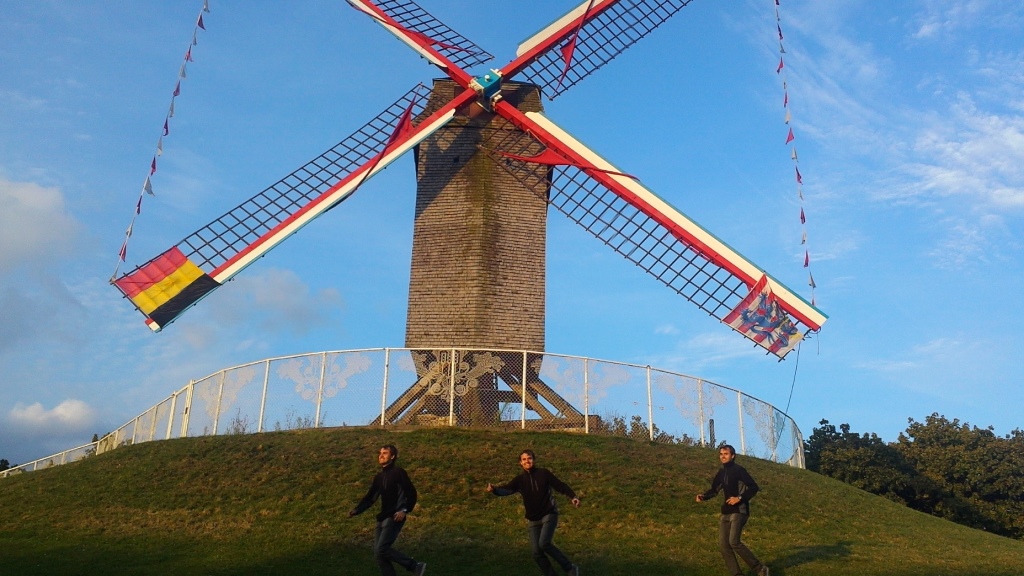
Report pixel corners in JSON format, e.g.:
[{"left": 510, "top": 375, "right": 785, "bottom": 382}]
[{"left": 1, "top": 0, "right": 1021, "bottom": 465}]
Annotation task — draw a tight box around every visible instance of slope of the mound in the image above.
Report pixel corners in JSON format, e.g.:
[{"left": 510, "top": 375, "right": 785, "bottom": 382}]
[{"left": 1, "top": 427, "right": 1021, "bottom": 575}]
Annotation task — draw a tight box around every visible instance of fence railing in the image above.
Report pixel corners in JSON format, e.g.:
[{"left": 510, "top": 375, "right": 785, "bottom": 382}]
[{"left": 1, "top": 348, "right": 804, "bottom": 477}]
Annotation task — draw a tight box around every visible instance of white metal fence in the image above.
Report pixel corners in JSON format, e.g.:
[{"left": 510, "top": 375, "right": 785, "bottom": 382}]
[{"left": 1, "top": 348, "right": 804, "bottom": 477}]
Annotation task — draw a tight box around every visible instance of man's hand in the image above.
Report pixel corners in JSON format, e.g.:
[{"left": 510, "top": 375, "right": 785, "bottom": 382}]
[
  {"left": 571, "top": 497, "right": 580, "bottom": 508},
  {"left": 695, "top": 494, "right": 704, "bottom": 502},
  {"left": 486, "top": 483, "right": 494, "bottom": 493},
  {"left": 348, "top": 509, "right": 358, "bottom": 517},
  {"left": 393, "top": 510, "right": 407, "bottom": 522},
  {"left": 726, "top": 496, "right": 742, "bottom": 506}
]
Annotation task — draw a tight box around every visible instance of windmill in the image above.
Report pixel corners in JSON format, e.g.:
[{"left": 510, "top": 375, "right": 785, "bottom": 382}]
[{"left": 113, "top": 0, "right": 827, "bottom": 427}]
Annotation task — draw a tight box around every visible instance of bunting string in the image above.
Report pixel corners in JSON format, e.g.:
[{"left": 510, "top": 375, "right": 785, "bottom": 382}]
[
  {"left": 111, "top": 0, "right": 212, "bottom": 281},
  {"left": 774, "top": 0, "right": 817, "bottom": 307}
]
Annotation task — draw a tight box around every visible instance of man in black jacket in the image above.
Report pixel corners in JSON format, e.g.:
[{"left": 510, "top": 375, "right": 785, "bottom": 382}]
[
  {"left": 696, "top": 445, "right": 769, "bottom": 576},
  {"left": 349, "top": 444, "right": 427, "bottom": 576},
  {"left": 487, "top": 449, "right": 581, "bottom": 576}
]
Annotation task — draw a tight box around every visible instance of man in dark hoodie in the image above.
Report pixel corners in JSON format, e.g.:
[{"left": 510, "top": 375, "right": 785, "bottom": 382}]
[
  {"left": 349, "top": 444, "right": 427, "bottom": 576},
  {"left": 486, "top": 449, "right": 581, "bottom": 576},
  {"left": 696, "top": 445, "right": 769, "bottom": 576}
]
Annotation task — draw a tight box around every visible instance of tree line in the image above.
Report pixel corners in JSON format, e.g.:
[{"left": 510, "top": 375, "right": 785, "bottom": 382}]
[{"left": 805, "top": 413, "right": 1024, "bottom": 539}]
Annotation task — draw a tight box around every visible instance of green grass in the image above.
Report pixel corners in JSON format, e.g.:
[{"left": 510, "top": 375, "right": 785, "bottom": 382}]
[{"left": 2, "top": 427, "right": 1022, "bottom": 575}]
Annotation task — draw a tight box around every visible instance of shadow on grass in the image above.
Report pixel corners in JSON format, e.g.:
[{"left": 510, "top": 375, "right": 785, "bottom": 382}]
[{"left": 770, "top": 541, "right": 852, "bottom": 574}]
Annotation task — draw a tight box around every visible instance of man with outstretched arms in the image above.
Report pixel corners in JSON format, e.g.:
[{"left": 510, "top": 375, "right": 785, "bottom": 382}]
[
  {"left": 486, "top": 449, "right": 581, "bottom": 576},
  {"left": 696, "top": 444, "right": 769, "bottom": 576},
  {"left": 349, "top": 444, "right": 427, "bottom": 576}
]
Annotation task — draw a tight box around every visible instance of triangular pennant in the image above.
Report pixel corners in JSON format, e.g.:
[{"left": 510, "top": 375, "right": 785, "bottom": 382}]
[
  {"left": 783, "top": 91, "right": 788, "bottom": 108},
  {"left": 173, "top": 81, "right": 181, "bottom": 97},
  {"left": 800, "top": 207, "right": 806, "bottom": 224},
  {"left": 126, "top": 222, "right": 133, "bottom": 238},
  {"left": 795, "top": 166, "right": 803, "bottom": 184},
  {"left": 791, "top": 147, "right": 798, "bottom": 161},
  {"left": 809, "top": 272, "right": 816, "bottom": 289},
  {"left": 494, "top": 147, "right": 638, "bottom": 180},
  {"left": 193, "top": 32, "right": 198, "bottom": 46},
  {"left": 777, "top": 56, "right": 784, "bottom": 73},
  {"left": 554, "top": 0, "right": 596, "bottom": 91},
  {"left": 179, "top": 63, "right": 187, "bottom": 79},
  {"left": 778, "top": 24, "right": 784, "bottom": 41},
  {"left": 801, "top": 230, "right": 807, "bottom": 244},
  {"left": 197, "top": 14, "right": 206, "bottom": 30},
  {"left": 135, "top": 196, "right": 143, "bottom": 215},
  {"left": 203, "top": 0, "right": 210, "bottom": 13},
  {"left": 168, "top": 99, "right": 175, "bottom": 118},
  {"left": 784, "top": 108, "right": 792, "bottom": 124},
  {"left": 803, "top": 250, "right": 810, "bottom": 267},
  {"left": 157, "top": 137, "right": 164, "bottom": 156},
  {"left": 150, "top": 157, "right": 157, "bottom": 175},
  {"left": 144, "top": 176, "right": 154, "bottom": 196},
  {"left": 119, "top": 239, "right": 128, "bottom": 262},
  {"left": 163, "top": 118, "right": 169, "bottom": 136},
  {"left": 779, "top": 42, "right": 786, "bottom": 55},
  {"left": 798, "top": 187, "right": 803, "bottom": 200},
  {"left": 785, "top": 127, "right": 795, "bottom": 144},
  {"left": 185, "top": 47, "right": 194, "bottom": 62}
]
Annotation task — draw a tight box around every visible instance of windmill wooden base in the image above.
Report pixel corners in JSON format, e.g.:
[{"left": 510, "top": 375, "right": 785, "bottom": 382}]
[{"left": 382, "top": 350, "right": 584, "bottom": 428}]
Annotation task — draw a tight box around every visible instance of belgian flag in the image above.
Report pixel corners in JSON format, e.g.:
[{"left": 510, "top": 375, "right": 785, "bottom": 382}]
[{"left": 114, "top": 247, "right": 220, "bottom": 331}]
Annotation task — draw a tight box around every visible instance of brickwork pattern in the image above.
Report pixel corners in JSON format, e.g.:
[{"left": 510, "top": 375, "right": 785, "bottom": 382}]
[{"left": 405, "top": 80, "right": 549, "bottom": 350}]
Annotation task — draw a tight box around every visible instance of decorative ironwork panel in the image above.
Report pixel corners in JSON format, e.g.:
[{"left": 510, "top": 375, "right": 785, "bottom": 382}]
[{"left": 317, "top": 350, "right": 386, "bottom": 428}]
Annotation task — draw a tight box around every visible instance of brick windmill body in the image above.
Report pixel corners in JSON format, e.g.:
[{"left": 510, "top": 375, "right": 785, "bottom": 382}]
[{"left": 392, "top": 79, "right": 574, "bottom": 427}]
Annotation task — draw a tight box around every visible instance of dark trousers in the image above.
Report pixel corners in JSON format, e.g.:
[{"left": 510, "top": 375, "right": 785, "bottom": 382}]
[
  {"left": 374, "top": 517, "right": 416, "bottom": 576},
  {"left": 528, "top": 513, "right": 573, "bottom": 576},
  {"left": 719, "top": 513, "right": 761, "bottom": 576}
]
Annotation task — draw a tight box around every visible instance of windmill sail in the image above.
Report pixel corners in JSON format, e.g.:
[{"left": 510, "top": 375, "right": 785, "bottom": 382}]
[
  {"left": 346, "top": 0, "right": 492, "bottom": 73},
  {"left": 483, "top": 107, "right": 825, "bottom": 358},
  {"left": 508, "top": 0, "right": 695, "bottom": 98},
  {"left": 114, "top": 83, "right": 453, "bottom": 331}
]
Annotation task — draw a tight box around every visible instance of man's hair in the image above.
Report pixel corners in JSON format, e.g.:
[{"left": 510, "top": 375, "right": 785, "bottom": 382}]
[
  {"left": 382, "top": 444, "right": 399, "bottom": 459},
  {"left": 719, "top": 444, "right": 736, "bottom": 456},
  {"left": 520, "top": 449, "right": 536, "bottom": 460}
]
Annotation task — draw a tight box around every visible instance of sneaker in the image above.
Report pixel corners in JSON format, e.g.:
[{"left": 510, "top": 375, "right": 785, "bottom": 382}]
[
  {"left": 567, "top": 565, "right": 580, "bottom": 576},
  {"left": 413, "top": 562, "right": 427, "bottom": 576}
]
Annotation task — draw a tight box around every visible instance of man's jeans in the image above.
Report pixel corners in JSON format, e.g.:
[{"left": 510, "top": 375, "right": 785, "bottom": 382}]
[
  {"left": 374, "top": 517, "right": 416, "bottom": 576},
  {"left": 528, "top": 513, "right": 573, "bottom": 576},
  {"left": 719, "top": 513, "right": 761, "bottom": 576}
]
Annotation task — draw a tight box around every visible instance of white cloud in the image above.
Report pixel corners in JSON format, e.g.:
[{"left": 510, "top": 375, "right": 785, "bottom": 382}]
[
  {"left": 654, "top": 324, "right": 680, "bottom": 335},
  {"left": 177, "top": 267, "right": 343, "bottom": 346},
  {"left": 0, "top": 179, "right": 79, "bottom": 274},
  {"left": 8, "top": 399, "right": 96, "bottom": 434}
]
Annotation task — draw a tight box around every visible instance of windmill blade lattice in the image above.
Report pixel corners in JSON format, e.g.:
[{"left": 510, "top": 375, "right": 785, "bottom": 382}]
[
  {"left": 353, "top": 0, "right": 493, "bottom": 70},
  {"left": 113, "top": 83, "right": 434, "bottom": 330},
  {"left": 481, "top": 129, "right": 747, "bottom": 322},
  {"left": 514, "top": 0, "right": 695, "bottom": 98},
  {"left": 177, "top": 84, "right": 430, "bottom": 272}
]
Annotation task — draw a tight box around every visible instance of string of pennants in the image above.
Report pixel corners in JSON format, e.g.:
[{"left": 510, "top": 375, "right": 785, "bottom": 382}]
[
  {"left": 111, "top": 0, "right": 211, "bottom": 281},
  {"left": 775, "top": 0, "right": 817, "bottom": 306}
]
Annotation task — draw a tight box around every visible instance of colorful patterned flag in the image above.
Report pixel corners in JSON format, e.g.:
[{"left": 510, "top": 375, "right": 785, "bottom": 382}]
[
  {"left": 723, "top": 275, "right": 803, "bottom": 358},
  {"left": 113, "top": 246, "right": 220, "bottom": 331}
]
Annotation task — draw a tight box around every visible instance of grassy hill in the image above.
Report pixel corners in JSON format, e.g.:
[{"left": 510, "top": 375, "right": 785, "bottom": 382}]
[{"left": 1, "top": 427, "right": 1022, "bottom": 575}]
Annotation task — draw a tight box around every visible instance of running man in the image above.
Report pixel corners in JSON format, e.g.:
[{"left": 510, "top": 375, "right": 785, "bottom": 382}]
[
  {"left": 349, "top": 444, "right": 427, "bottom": 576},
  {"left": 695, "top": 445, "right": 769, "bottom": 576},
  {"left": 486, "top": 449, "right": 581, "bottom": 576}
]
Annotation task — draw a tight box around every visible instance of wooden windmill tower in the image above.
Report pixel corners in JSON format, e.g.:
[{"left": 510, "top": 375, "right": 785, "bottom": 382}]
[{"left": 113, "top": 0, "right": 828, "bottom": 427}]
